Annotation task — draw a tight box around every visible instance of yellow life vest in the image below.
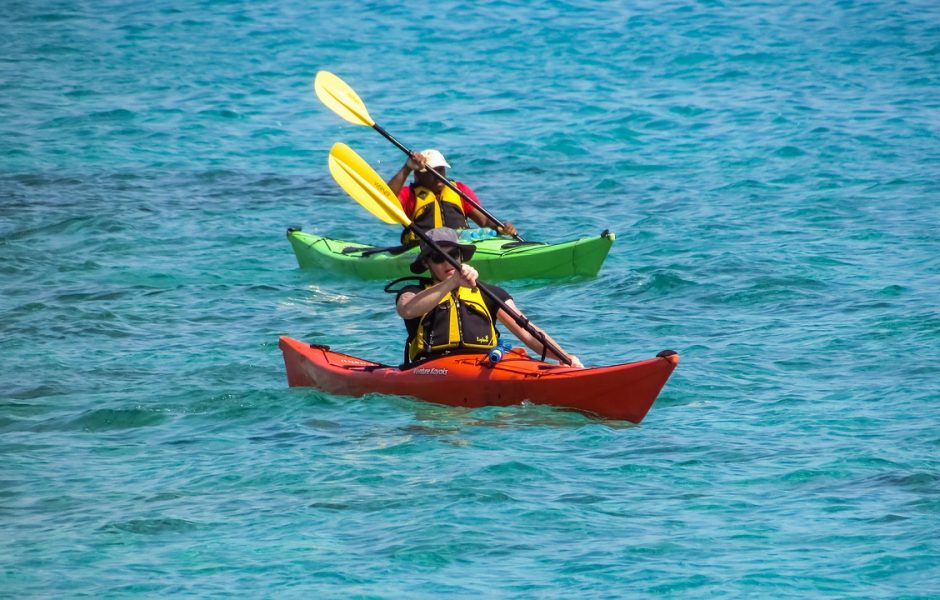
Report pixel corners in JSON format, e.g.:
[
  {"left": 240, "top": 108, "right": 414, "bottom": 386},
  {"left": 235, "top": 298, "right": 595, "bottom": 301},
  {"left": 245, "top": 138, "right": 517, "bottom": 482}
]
[
  {"left": 406, "top": 283, "right": 498, "bottom": 363},
  {"left": 401, "top": 183, "right": 469, "bottom": 245}
]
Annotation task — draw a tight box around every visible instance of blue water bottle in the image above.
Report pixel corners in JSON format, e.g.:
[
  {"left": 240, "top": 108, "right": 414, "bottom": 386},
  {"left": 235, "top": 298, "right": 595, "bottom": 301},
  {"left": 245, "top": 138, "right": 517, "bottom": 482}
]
[
  {"left": 487, "top": 341, "right": 513, "bottom": 365},
  {"left": 460, "top": 228, "right": 482, "bottom": 242},
  {"left": 460, "top": 228, "right": 498, "bottom": 242}
]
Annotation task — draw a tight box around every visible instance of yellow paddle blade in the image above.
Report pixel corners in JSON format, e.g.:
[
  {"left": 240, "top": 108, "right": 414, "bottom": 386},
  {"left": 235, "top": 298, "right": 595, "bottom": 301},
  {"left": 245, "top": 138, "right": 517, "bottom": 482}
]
[
  {"left": 328, "top": 143, "right": 411, "bottom": 227},
  {"left": 314, "top": 71, "right": 375, "bottom": 127}
]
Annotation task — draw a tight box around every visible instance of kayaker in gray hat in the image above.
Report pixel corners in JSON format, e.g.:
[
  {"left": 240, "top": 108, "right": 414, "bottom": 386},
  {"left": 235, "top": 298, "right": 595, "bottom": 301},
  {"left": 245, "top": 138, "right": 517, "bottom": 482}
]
[
  {"left": 386, "top": 149, "right": 519, "bottom": 246},
  {"left": 393, "top": 227, "right": 581, "bottom": 367}
]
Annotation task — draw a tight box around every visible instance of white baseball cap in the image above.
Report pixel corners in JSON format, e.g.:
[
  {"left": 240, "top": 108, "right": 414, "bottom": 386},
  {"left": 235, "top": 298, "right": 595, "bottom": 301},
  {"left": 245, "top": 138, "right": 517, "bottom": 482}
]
[{"left": 419, "top": 149, "right": 451, "bottom": 170}]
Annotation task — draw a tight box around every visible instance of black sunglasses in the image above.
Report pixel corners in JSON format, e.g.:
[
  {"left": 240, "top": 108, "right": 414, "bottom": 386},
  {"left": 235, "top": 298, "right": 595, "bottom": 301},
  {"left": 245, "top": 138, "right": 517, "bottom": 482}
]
[{"left": 429, "top": 248, "right": 462, "bottom": 264}]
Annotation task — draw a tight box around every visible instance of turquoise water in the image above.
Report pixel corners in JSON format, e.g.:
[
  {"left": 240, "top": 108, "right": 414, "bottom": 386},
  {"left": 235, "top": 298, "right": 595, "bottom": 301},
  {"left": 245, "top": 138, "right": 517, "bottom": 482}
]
[{"left": 3, "top": 0, "right": 939, "bottom": 596}]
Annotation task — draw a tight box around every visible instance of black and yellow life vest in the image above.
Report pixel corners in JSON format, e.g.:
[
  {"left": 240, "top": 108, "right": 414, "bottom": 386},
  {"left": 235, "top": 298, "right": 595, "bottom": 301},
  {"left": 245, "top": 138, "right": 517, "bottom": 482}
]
[
  {"left": 401, "top": 183, "right": 469, "bottom": 245},
  {"left": 406, "top": 282, "right": 498, "bottom": 363}
]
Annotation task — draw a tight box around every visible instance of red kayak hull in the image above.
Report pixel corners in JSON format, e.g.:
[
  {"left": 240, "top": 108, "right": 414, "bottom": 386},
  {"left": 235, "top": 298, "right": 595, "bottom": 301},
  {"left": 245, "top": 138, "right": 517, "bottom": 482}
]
[{"left": 279, "top": 336, "right": 679, "bottom": 422}]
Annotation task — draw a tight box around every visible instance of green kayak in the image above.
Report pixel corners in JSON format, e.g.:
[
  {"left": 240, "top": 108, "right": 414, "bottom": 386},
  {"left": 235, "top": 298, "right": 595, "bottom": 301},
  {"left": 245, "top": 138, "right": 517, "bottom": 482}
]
[{"left": 286, "top": 228, "right": 615, "bottom": 281}]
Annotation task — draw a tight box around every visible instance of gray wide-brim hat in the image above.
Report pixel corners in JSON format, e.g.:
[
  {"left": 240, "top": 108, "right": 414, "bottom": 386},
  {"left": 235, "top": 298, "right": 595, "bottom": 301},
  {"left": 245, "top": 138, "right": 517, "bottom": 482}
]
[{"left": 409, "top": 227, "right": 476, "bottom": 274}]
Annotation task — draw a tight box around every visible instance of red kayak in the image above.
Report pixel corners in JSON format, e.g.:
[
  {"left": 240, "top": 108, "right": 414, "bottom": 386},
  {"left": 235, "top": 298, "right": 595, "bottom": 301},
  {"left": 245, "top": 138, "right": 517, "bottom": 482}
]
[{"left": 279, "top": 336, "right": 679, "bottom": 422}]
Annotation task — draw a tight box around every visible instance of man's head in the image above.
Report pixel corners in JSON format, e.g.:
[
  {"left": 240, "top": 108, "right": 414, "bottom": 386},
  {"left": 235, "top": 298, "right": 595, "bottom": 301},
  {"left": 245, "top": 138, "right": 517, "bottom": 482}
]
[
  {"left": 413, "top": 149, "right": 450, "bottom": 194},
  {"left": 409, "top": 227, "right": 476, "bottom": 276}
]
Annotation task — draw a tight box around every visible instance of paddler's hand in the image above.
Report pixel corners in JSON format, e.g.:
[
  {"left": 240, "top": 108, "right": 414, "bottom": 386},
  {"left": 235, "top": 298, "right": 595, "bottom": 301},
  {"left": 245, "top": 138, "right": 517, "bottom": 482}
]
[
  {"left": 496, "top": 221, "right": 518, "bottom": 237},
  {"left": 451, "top": 264, "right": 478, "bottom": 289},
  {"left": 406, "top": 151, "right": 428, "bottom": 172},
  {"left": 566, "top": 355, "right": 584, "bottom": 368}
]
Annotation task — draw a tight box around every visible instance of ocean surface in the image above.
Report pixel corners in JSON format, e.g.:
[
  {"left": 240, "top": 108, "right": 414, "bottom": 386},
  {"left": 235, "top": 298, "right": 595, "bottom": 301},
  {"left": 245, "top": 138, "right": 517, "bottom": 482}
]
[{"left": 3, "top": 0, "right": 939, "bottom": 597}]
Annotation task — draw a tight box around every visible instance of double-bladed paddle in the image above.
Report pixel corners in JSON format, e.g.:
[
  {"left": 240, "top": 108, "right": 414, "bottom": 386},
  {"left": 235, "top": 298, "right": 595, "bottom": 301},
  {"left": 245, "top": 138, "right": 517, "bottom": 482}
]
[
  {"left": 315, "top": 70, "right": 525, "bottom": 242},
  {"left": 328, "top": 142, "right": 572, "bottom": 366}
]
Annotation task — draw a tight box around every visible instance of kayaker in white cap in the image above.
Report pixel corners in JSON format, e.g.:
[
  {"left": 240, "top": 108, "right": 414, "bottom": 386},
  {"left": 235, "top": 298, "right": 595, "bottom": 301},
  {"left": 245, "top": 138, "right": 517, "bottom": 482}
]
[
  {"left": 392, "top": 227, "right": 581, "bottom": 367},
  {"left": 386, "top": 149, "right": 519, "bottom": 245}
]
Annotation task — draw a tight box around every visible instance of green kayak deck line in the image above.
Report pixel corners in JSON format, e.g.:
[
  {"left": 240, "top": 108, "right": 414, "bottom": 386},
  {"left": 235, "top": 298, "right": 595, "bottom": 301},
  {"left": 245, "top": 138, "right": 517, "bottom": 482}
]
[{"left": 287, "top": 228, "right": 615, "bottom": 281}]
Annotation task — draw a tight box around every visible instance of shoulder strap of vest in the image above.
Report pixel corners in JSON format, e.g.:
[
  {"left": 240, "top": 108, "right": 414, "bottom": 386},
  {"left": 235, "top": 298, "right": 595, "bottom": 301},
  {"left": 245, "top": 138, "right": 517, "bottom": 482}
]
[
  {"left": 383, "top": 276, "right": 431, "bottom": 294},
  {"left": 412, "top": 181, "right": 461, "bottom": 203}
]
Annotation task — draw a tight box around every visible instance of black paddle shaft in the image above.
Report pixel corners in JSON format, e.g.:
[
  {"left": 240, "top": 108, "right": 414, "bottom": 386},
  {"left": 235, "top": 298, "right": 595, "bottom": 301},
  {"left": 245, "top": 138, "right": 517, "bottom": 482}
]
[
  {"left": 372, "top": 123, "right": 525, "bottom": 242},
  {"left": 409, "top": 225, "right": 570, "bottom": 365}
]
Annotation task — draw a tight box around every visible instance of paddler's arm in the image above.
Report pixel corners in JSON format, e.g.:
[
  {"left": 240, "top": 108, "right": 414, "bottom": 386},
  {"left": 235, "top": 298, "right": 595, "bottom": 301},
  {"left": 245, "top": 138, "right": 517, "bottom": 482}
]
[
  {"left": 459, "top": 182, "right": 518, "bottom": 236},
  {"left": 396, "top": 264, "right": 479, "bottom": 319},
  {"left": 467, "top": 208, "right": 518, "bottom": 237},
  {"left": 496, "top": 301, "right": 583, "bottom": 368},
  {"left": 387, "top": 152, "right": 427, "bottom": 195}
]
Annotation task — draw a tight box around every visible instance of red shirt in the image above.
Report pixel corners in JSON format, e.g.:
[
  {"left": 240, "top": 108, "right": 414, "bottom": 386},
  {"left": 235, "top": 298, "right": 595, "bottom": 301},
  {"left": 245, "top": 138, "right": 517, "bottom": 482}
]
[{"left": 398, "top": 181, "right": 480, "bottom": 217}]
